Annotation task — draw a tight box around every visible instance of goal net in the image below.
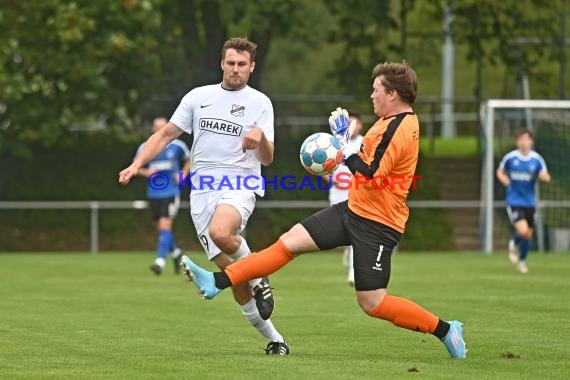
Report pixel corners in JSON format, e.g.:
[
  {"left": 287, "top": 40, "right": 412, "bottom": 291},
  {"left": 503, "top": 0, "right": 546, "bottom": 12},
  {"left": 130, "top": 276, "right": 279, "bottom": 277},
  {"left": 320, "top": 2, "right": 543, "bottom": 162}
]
[{"left": 481, "top": 100, "right": 570, "bottom": 253}]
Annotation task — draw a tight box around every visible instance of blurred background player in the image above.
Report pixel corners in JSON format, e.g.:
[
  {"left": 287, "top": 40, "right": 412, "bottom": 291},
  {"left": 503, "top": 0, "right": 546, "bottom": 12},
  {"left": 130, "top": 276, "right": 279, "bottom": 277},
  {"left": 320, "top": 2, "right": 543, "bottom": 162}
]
[
  {"left": 496, "top": 128, "right": 551, "bottom": 273},
  {"left": 180, "top": 61, "right": 467, "bottom": 359},
  {"left": 120, "top": 37, "right": 288, "bottom": 355},
  {"left": 322, "top": 110, "right": 364, "bottom": 286},
  {"left": 134, "top": 117, "right": 191, "bottom": 275}
]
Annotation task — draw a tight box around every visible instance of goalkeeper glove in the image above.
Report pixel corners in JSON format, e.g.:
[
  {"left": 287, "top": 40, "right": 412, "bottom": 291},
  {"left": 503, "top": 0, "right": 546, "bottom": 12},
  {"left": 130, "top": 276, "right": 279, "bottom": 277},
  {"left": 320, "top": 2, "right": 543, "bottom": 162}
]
[{"left": 328, "top": 107, "right": 357, "bottom": 160}]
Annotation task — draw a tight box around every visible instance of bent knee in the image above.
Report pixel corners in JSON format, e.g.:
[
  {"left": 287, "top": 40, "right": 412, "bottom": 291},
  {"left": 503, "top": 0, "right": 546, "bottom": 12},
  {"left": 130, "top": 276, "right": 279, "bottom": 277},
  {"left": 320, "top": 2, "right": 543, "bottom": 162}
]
[
  {"left": 209, "top": 227, "right": 232, "bottom": 248},
  {"left": 359, "top": 302, "right": 375, "bottom": 315},
  {"left": 279, "top": 224, "right": 302, "bottom": 241},
  {"left": 279, "top": 230, "right": 293, "bottom": 242},
  {"left": 157, "top": 217, "right": 173, "bottom": 231},
  {"left": 515, "top": 221, "right": 533, "bottom": 239},
  {"left": 357, "top": 289, "right": 387, "bottom": 315},
  {"left": 518, "top": 228, "right": 532, "bottom": 240}
]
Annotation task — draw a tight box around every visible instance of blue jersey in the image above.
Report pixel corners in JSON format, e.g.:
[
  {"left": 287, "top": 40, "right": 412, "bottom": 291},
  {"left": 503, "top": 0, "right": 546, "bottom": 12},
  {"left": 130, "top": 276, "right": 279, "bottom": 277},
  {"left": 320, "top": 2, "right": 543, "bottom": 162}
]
[
  {"left": 498, "top": 150, "right": 547, "bottom": 207},
  {"left": 136, "top": 139, "right": 191, "bottom": 199}
]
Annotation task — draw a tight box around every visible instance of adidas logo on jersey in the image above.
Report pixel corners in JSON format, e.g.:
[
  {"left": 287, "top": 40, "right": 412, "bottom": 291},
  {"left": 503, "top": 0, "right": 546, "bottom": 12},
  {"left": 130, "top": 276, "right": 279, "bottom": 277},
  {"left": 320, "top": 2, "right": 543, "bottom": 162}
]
[{"left": 199, "top": 118, "right": 242, "bottom": 136}]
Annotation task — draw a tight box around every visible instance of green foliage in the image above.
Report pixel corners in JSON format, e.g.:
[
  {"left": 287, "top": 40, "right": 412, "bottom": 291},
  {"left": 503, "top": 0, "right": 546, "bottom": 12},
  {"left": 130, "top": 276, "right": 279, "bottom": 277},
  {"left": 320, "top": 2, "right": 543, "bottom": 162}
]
[
  {"left": 1, "top": 0, "right": 569, "bottom": 156},
  {"left": 229, "top": 0, "right": 334, "bottom": 89},
  {"left": 0, "top": 0, "right": 368, "bottom": 155},
  {"left": 0, "top": 1, "right": 165, "bottom": 154},
  {"left": 422, "top": 1, "right": 561, "bottom": 73},
  {"left": 326, "top": 0, "right": 398, "bottom": 98}
]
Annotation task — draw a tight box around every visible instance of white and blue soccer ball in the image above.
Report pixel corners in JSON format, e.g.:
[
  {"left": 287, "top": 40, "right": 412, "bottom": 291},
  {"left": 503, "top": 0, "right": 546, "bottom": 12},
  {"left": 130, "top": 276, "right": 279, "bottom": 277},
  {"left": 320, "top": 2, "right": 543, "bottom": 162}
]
[{"left": 299, "top": 132, "right": 343, "bottom": 176}]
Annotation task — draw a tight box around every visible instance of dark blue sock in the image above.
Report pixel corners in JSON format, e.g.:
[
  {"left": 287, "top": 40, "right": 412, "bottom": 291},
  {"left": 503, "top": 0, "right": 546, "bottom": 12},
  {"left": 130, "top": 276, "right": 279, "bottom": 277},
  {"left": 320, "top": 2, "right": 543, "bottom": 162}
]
[
  {"left": 157, "top": 230, "right": 173, "bottom": 260},
  {"left": 513, "top": 233, "right": 522, "bottom": 245},
  {"left": 519, "top": 239, "right": 531, "bottom": 261},
  {"left": 169, "top": 234, "right": 178, "bottom": 252}
]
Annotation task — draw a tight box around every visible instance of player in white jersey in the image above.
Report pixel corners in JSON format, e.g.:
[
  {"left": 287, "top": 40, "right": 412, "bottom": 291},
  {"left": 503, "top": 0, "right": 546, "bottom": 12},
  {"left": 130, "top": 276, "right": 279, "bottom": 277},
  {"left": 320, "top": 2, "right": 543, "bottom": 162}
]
[
  {"left": 119, "top": 37, "right": 288, "bottom": 355},
  {"left": 322, "top": 110, "right": 363, "bottom": 286}
]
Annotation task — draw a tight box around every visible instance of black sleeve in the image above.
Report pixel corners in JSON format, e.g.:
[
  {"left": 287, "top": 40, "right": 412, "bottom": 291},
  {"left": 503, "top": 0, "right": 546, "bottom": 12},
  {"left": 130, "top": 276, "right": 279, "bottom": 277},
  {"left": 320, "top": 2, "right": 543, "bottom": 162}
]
[
  {"left": 345, "top": 154, "right": 375, "bottom": 179},
  {"left": 344, "top": 114, "right": 406, "bottom": 179}
]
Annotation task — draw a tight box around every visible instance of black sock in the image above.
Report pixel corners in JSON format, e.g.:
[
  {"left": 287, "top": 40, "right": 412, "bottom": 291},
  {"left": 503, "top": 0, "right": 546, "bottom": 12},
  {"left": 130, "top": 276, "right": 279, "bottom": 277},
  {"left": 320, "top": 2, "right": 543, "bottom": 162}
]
[
  {"left": 433, "top": 319, "right": 450, "bottom": 340},
  {"left": 213, "top": 271, "right": 232, "bottom": 290}
]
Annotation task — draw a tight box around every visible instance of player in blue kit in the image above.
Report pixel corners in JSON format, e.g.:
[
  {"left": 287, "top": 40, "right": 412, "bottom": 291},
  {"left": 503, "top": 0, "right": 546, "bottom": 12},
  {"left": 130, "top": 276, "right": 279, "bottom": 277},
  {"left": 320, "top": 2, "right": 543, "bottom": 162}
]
[
  {"left": 135, "top": 117, "right": 191, "bottom": 275},
  {"left": 496, "top": 128, "right": 551, "bottom": 273}
]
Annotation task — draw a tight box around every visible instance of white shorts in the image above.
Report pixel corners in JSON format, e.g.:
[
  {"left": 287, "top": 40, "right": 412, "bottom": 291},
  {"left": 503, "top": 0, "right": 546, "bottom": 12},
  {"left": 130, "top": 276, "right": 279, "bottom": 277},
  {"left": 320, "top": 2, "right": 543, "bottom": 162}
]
[
  {"left": 329, "top": 190, "right": 349, "bottom": 206},
  {"left": 190, "top": 190, "right": 256, "bottom": 260}
]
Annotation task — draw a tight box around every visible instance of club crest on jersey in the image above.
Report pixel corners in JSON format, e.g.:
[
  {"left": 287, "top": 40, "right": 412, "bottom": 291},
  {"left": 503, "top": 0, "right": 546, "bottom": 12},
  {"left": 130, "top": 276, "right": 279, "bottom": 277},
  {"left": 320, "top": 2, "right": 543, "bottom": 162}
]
[
  {"left": 199, "top": 118, "right": 242, "bottom": 136},
  {"left": 230, "top": 104, "right": 245, "bottom": 117}
]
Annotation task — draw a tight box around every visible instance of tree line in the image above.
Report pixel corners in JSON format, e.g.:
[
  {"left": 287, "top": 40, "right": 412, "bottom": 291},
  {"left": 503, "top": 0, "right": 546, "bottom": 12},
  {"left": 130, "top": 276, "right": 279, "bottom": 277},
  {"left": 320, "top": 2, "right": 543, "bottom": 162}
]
[{"left": 0, "top": 0, "right": 565, "bottom": 155}]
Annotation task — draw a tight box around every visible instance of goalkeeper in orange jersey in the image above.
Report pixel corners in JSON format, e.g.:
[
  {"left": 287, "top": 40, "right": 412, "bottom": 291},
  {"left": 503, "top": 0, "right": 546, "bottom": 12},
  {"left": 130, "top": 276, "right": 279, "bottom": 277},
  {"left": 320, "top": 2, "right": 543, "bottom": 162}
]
[{"left": 180, "top": 62, "right": 467, "bottom": 359}]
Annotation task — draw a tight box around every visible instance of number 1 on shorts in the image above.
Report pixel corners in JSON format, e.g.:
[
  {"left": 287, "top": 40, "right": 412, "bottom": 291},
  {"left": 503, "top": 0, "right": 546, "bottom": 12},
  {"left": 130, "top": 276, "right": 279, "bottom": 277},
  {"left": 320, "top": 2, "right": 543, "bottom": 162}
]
[{"left": 376, "top": 245, "right": 384, "bottom": 262}]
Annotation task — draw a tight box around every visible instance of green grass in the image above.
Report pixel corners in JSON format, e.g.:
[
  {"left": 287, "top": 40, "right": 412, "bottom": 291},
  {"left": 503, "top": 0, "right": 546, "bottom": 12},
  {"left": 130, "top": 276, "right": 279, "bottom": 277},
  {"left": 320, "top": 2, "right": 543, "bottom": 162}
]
[
  {"left": 1, "top": 252, "right": 569, "bottom": 379},
  {"left": 420, "top": 136, "right": 480, "bottom": 158}
]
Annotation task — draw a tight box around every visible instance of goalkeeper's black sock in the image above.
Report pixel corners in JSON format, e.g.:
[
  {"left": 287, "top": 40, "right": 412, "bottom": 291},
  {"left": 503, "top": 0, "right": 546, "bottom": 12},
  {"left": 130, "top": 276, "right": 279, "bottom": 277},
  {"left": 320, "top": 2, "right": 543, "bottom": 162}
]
[
  {"left": 433, "top": 319, "right": 451, "bottom": 340},
  {"left": 213, "top": 271, "right": 232, "bottom": 290}
]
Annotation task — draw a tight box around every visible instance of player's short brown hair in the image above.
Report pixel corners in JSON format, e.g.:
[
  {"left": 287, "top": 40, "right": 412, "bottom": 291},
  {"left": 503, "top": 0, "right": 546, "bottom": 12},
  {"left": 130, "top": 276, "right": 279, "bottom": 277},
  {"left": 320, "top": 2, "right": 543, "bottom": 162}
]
[
  {"left": 372, "top": 62, "right": 417, "bottom": 104},
  {"left": 347, "top": 110, "right": 361, "bottom": 121},
  {"left": 515, "top": 128, "right": 533, "bottom": 139},
  {"left": 221, "top": 37, "right": 257, "bottom": 62}
]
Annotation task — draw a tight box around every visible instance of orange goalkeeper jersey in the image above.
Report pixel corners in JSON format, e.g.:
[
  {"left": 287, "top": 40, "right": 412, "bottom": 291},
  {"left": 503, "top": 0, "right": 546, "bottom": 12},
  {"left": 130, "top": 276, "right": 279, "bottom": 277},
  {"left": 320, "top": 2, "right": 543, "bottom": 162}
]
[{"left": 346, "top": 112, "right": 419, "bottom": 233}]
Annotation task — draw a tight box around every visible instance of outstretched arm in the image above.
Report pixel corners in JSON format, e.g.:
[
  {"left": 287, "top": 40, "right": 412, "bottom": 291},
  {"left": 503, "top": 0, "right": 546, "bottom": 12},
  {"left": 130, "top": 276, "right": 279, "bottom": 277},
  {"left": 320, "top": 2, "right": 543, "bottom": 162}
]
[
  {"left": 119, "top": 122, "right": 184, "bottom": 185},
  {"left": 137, "top": 167, "right": 156, "bottom": 178}
]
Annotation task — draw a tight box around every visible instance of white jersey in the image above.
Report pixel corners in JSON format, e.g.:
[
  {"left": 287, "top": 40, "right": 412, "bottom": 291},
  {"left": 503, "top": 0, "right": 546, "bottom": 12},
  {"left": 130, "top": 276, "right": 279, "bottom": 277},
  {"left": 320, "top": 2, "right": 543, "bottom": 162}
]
[
  {"left": 170, "top": 83, "right": 274, "bottom": 196},
  {"left": 329, "top": 134, "right": 364, "bottom": 205}
]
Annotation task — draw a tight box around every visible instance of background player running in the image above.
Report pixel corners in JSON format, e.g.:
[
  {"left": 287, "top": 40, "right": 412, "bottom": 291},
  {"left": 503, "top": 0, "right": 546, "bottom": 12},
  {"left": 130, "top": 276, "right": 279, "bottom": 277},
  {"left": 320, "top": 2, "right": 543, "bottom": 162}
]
[
  {"left": 134, "top": 117, "right": 190, "bottom": 275},
  {"left": 496, "top": 128, "right": 551, "bottom": 273}
]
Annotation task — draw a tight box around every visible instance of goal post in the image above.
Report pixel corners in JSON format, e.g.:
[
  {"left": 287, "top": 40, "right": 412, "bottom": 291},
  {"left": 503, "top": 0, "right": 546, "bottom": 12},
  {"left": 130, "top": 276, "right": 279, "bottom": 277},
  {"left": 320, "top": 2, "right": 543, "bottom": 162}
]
[{"left": 481, "top": 99, "right": 570, "bottom": 253}]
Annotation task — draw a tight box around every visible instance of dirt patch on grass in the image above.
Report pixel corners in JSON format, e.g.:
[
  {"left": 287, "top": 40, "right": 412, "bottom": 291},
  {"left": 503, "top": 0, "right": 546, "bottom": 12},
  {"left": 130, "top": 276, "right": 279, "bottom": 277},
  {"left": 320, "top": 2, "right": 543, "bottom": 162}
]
[{"left": 499, "top": 352, "right": 521, "bottom": 359}]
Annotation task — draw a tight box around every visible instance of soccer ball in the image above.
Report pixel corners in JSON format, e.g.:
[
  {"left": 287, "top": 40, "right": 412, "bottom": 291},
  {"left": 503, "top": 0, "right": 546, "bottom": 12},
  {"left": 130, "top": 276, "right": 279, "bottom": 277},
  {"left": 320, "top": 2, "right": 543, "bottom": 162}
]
[{"left": 299, "top": 132, "right": 343, "bottom": 176}]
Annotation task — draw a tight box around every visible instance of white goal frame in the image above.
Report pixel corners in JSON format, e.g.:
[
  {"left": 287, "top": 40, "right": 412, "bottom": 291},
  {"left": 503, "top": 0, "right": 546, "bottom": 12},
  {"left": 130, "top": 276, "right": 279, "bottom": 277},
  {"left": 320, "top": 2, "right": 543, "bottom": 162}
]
[{"left": 481, "top": 99, "right": 570, "bottom": 253}]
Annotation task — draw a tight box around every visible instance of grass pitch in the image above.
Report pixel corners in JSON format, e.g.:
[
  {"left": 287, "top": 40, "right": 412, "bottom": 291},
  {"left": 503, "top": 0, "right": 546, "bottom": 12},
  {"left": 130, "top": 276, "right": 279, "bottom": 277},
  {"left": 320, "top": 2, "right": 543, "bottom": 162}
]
[{"left": 1, "top": 251, "right": 569, "bottom": 379}]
